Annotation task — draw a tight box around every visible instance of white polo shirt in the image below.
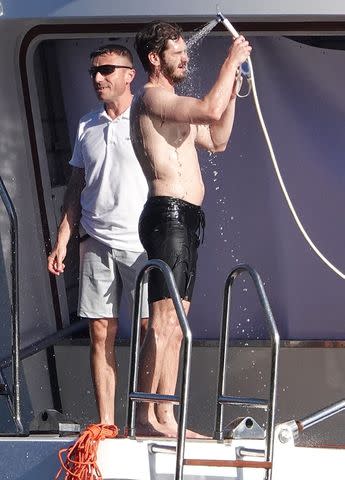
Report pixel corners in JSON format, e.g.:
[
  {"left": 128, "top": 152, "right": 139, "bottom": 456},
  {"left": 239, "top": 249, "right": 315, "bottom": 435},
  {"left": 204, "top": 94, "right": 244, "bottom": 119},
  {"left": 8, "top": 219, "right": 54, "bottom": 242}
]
[{"left": 70, "top": 105, "right": 148, "bottom": 252}]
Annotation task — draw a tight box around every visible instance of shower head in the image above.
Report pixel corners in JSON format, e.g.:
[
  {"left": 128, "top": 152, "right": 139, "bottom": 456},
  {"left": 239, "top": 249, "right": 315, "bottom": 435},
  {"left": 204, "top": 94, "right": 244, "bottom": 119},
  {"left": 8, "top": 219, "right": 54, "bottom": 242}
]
[
  {"left": 216, "top": 11, "right": 239, "bottom": 38},
  {"left": 216, "top": 10, "right": 252, "bottom": 80}
]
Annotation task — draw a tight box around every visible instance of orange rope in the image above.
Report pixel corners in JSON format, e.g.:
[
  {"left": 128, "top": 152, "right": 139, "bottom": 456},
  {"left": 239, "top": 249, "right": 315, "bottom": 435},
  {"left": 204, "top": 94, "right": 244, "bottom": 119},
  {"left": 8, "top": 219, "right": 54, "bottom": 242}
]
[{"left": 55, "top": 423, "right": 118, "bottom": 479}]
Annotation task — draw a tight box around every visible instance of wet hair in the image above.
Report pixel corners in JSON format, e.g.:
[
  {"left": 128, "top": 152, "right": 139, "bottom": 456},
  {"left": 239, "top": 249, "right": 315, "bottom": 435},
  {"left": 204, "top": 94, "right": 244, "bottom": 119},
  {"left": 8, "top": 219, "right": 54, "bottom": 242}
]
[
  {"left": 90, "top": 44, "right": 133, "bottom": 66},
  {"left": 134, "top": 21, "right": 184, "bottom": 72}
]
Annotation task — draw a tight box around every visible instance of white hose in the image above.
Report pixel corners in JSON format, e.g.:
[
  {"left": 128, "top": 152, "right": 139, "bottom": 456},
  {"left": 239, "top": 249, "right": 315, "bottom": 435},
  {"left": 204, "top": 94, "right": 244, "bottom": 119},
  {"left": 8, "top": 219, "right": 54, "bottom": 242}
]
[{"left": 219, "top": 15, "right": 345, "bottom": 280}]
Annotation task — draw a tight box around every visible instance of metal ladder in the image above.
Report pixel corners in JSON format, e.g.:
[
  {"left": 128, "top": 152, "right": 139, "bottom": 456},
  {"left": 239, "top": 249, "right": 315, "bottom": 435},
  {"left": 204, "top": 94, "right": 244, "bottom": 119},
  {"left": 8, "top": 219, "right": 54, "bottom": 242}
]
[
  {"left": 213, "top": 264, "right": 280, "bottom": 480},
  {"left": 0, "top": 176, "right": 23, "bottom": 434},
  {"left": 126, "top": 259, "right": 192, "bottom": 480}
]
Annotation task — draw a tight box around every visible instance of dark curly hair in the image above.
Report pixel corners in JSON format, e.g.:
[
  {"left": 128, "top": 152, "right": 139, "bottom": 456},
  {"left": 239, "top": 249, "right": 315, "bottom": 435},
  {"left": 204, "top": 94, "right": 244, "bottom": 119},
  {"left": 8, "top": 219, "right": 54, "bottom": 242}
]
[{"left": 134, "top": 21, "right": 184, "bottom": 72}]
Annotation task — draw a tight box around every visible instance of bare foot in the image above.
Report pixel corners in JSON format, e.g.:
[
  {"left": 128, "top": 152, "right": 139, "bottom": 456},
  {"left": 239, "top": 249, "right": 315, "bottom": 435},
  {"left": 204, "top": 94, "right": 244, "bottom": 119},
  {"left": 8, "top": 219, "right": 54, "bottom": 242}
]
[
  {"left": 135, "top": 420, "right": 177, "bottom": 438},
  {"left": 185, "top": 428, "right": 209, "bottom": 439},
  {"left": 156, "top": 420, "right": 209, "bottom": 439}
]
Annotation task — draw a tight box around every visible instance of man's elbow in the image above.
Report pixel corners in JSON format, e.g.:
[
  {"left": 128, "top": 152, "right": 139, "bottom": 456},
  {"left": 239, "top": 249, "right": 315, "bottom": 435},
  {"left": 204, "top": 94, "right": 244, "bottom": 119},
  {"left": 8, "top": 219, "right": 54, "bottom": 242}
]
[
  {"left": 210, "top": 142, "right": 228, "bottom": 153},
  {"left": 206, "top": 107, "right": 223, "bottom": 123}
]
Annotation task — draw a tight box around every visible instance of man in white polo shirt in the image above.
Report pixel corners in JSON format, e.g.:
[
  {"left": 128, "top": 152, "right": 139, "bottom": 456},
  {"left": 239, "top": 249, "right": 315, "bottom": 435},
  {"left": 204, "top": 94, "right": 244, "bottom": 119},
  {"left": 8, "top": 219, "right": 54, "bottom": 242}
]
[{"left": 48, "top": 44, "right": 148, "bottom": 425}]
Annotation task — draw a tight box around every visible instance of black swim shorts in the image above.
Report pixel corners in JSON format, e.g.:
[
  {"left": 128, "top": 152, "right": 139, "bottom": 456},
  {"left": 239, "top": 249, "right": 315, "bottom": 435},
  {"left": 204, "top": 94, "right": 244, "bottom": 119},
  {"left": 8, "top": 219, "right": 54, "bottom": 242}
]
[{"left": 139, "top": 196, "right": 205, "bottom": 303}]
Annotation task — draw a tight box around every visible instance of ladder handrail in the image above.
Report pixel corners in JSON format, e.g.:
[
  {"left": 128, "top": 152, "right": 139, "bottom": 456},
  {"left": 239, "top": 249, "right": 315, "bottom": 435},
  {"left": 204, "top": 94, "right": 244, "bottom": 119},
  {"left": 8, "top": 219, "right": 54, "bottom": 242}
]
[
  {"left": 214, "top": 264, "right": 280, "bottom": 480},
  {"left": 126, "top": 259, "right": 192, "bottom": 480},
  {"left": 0, "top": 176, "right": 23, "bottom": 433}
]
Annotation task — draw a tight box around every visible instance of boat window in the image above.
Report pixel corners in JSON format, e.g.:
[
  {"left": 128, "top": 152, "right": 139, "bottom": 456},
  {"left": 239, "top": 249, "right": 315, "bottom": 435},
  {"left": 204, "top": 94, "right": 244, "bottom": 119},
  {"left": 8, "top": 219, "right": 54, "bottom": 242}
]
[{"left": 34, "top": 41, "right": 72, "bottom": 189}]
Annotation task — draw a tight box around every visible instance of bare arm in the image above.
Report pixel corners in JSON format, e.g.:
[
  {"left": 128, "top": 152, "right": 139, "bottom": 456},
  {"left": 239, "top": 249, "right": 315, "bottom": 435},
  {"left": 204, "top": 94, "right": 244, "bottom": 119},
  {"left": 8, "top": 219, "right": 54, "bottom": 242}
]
[
  {"left": 144, "top": 36, "right": 251, "bottom": 125},
  {"left": 47, "top": 167, "right": 85, "bottom": 276},
  {"left": 195, "top": 73, "right": 243, "bottom": 152}
]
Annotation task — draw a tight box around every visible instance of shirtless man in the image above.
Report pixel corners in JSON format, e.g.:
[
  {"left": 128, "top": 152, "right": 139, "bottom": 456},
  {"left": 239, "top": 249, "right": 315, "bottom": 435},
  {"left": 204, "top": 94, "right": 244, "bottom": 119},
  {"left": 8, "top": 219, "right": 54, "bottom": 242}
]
[{"left": 131, "top": 21, "right": 251, "bottom": 437}]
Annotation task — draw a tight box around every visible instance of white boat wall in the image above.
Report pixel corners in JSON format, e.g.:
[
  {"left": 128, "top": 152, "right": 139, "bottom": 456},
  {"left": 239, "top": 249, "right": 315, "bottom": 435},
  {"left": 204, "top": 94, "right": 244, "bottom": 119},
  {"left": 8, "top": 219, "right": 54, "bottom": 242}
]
[
  {"left": 1, "top": 1, "right": 345, "bottom": 479},
  {"left": 2, "top": 431, "right": 345, "bottom": 479}
]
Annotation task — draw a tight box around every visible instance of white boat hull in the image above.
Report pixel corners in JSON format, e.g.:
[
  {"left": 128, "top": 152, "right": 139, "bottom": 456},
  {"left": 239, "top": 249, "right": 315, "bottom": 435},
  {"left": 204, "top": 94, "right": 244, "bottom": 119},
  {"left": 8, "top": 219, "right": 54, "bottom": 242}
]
[{"left": 2, "top": 434, "right": 344, "bottom": 480}]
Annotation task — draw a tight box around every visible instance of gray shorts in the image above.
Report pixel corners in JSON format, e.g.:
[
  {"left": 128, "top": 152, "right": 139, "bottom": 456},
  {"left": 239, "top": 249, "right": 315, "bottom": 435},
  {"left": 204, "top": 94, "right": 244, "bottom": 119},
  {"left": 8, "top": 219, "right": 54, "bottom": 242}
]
[{"left": 78, "top": 235, "right": 149, "bottom": 319}]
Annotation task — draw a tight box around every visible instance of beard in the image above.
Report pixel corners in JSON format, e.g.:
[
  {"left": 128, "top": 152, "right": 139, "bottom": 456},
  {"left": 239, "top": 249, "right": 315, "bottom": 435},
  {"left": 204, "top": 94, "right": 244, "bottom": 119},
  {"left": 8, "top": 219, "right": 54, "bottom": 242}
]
[{"left": 161, "top": 61, "right": 187, "bottom": 84}]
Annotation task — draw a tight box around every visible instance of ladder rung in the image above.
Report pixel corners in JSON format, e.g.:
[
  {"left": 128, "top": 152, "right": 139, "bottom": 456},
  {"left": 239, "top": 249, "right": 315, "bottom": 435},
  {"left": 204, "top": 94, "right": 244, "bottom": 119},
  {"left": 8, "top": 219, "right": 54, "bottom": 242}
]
[
  {"left": 149, "top": 443, "right": 176, "bottom": 454},
  {"left": 129, "top": 392, "right": 180, "bottom": 404},
  {"left": 218, "top": 395, "right": 268, "bottom": 408},
  {"left": 184, "top": 459, "right": 272, "bottom": 469}
]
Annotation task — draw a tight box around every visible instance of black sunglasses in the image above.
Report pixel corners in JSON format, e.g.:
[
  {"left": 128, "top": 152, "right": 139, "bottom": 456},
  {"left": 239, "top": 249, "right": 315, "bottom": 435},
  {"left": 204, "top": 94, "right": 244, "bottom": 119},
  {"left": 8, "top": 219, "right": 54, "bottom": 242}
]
[{"left": 88, "top": 64, "right": 133, "bottom": 78}]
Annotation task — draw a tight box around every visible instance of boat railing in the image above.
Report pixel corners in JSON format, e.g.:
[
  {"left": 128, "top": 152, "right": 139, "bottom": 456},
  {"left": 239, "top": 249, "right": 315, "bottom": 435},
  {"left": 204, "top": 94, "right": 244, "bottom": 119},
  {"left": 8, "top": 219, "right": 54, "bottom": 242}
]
[
  {"left": 214, "top": 264, "right": 280, "bottom": 480},
  {"left": 0, "top": 318, "right": 89, "bottom": 370},
  {"left": 126, "top": 259, "right": 192, "bottom": 480},
  {"left": 0, "top": 314, "right": 89, "bottom": 435},
  {"left": 277, "top": 398, "right": 345, "bottom": 445},
  {"left": 0, "top": 175, "right": 23, "bottom": 434},
  {"left": 0, "top": 204, "right": 88, "bottom": 433}
]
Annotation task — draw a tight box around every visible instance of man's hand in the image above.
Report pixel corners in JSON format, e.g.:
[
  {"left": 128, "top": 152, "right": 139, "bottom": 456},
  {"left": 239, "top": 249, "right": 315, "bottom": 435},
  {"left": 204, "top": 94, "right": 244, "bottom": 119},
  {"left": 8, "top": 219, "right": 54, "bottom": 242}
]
[
  {"left": 229, "top": 35, "right": 252, "bottom": 68},
  {"left": 47, "top": 243, "right": 67, "bottom": 276},
  {"left": 47, "top": 167, "right": 84, "bottom": 276}
]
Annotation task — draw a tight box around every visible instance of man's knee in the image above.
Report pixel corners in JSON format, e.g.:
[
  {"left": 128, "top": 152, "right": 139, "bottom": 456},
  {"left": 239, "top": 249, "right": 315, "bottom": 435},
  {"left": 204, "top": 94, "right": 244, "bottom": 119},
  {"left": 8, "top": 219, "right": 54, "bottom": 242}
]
[
  {"left": 90, "top": 318, "right": 118, "bottom": 345},
  {"left": 150, "top": 300, "right": 182, "bottom": 336}
]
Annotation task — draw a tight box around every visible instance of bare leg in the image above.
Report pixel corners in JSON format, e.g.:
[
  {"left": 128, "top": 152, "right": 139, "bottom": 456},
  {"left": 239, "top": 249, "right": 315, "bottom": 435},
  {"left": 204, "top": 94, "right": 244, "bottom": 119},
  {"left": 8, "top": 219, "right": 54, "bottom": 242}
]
[
  {"left": 154, "top": 301, "right": 187, "bottom": 433},
  {"left": 140, "top": 317, "right": 149, "bottom": 346},
  {"left": 89, "top": 318, "right": 118, "bottom": 424},
  {"left": 136, "top": 299, "right": 205, "bottom": 437},
  {"left": 155, "top": 301, "right": 205, "bottom": 438},
  {"left": 136, "top": 299, "right": 181, "bottom": 436}
]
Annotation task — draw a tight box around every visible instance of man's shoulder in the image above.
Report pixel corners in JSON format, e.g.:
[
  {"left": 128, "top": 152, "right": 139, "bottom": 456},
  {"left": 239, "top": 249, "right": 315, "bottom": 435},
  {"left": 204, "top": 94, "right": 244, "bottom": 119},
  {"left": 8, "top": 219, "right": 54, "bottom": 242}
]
[
  {"left": 75, "top": 106, "right": 107, "bottom": 139},
  {"left": 78, "top": 105, "right": 104, "bottom": 127},
  {"left": 135, "top": 86, "right": 175, "bottom": 114},
  {"left": 144, "top": 84, "right": 174, "bottom": 97},
  {"left": 132, "top": 88, "right": 145, "bottom": 105}
]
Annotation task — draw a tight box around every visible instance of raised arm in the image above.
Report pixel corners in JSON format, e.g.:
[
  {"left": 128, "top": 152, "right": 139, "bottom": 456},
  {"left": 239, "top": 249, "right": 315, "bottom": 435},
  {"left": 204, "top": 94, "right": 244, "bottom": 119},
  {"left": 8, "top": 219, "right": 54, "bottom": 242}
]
[
  {"left": 195, "top": 38, "right": 251, "bottom": 152},
  {"left": 144, "top": 36, "right": 251, "bottom": 126},
  {"left": 195, "top": 72, "right": 243, "bottom": 152},
  {"left": 47, "top": 167, "right": 85, "bottom": 276}
]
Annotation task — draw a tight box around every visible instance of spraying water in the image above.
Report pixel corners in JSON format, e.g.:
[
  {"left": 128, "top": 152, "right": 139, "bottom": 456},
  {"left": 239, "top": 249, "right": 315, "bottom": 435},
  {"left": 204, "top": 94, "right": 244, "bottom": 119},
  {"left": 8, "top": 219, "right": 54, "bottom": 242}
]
[
  {"left": 186, "top": 19, "right": 218, "bottom": 49},
  {"left": 179, "top": 20, "right": 218, "bottom": 97},
  {"left": 185, "top": 19, "right": 245, "bottom": 274},
  {"left": 216, "top": 11, "right": 345, "bottom": 281}
]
